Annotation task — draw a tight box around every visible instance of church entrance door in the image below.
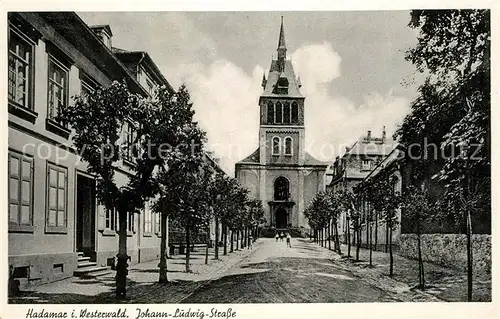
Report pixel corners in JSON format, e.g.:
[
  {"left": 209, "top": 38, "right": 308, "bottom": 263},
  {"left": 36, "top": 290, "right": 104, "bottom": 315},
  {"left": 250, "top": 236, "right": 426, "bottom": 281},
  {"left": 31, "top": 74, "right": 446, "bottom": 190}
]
[{"left": 275, "top": 208, "right": 288, "bottom": 229}]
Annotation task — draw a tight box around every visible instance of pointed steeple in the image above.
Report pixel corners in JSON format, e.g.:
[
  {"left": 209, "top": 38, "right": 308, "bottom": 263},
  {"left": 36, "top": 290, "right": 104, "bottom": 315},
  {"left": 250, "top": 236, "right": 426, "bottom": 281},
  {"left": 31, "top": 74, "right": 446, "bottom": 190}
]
[
  {"left": 277, "top": 16, "right": 287, "bottom": 72},
  {"left": 261, "top": 73, "right": 267, "bottom": 89},
  {"left": 278, "top": 15, "right": 286, "bottom": 50}
]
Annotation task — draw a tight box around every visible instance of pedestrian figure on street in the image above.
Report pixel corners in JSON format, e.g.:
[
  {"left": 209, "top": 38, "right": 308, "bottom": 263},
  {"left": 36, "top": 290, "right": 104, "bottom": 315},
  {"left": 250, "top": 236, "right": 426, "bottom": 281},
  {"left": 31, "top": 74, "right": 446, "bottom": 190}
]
[
  {"left": 275, "top": 233, "right": 279, "bottom": 242},
  {"left": 280, "top": 232, "right": 285, "bottom": 242},
  {"left": 248, "top": 234, "right": 253, "bottom": 249},
  {"left": 286, "top": 233, "right": 292, "bottom": 247}
]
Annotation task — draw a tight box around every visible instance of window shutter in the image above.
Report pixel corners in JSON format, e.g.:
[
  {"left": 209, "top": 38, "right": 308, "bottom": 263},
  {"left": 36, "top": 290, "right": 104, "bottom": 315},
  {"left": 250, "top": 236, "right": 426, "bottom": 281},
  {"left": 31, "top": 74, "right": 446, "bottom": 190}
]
[{"left": 97, "top": 204, "right": 105, "bottom": 231}]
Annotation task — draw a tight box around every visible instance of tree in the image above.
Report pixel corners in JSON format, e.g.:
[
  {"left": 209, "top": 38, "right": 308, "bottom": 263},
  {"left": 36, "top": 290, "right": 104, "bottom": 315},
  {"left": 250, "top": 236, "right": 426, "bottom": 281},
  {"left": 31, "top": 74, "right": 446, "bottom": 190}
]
[
  {"left": 304, "top": 192, "right": 330, "bottom": 249},
  {"left": 399, "top": 9, "right": 490, "bottom": 300},
  {"left": 341, "top": 189, "right": 362, "bottom": 261},
  {"left": 60, "top": 81, "right": 171, "bottom": 298},
  {"left": 400, "top": 185, "right": 436, "bottom": 289}
]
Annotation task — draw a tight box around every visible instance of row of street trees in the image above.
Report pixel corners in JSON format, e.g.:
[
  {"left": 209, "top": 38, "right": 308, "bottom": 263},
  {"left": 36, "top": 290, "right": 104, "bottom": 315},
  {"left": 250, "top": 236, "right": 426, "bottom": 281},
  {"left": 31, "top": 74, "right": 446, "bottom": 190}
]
[
  {"left": 60, "top": 81, "right": 264, "bottom": 299},
  {"left": 396, "top": 9, "right": 491, "bottom": 301}
]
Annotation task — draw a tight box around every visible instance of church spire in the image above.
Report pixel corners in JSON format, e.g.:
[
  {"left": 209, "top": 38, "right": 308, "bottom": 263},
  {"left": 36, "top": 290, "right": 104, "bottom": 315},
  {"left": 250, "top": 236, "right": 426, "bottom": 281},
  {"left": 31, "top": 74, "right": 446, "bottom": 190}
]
[
  {"left": 277, "top": 16, "right": 287, "bottom": 72},
  {"left": 278, "top": 15, "right": 286, "bottom": 51}
]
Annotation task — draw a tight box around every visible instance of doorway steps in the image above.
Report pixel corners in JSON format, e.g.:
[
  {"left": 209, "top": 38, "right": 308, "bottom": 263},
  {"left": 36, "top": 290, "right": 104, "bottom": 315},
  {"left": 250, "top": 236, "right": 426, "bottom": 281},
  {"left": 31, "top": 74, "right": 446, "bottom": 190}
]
[{"left": 73, "top": 252, "right": 111, "bottom": 278}]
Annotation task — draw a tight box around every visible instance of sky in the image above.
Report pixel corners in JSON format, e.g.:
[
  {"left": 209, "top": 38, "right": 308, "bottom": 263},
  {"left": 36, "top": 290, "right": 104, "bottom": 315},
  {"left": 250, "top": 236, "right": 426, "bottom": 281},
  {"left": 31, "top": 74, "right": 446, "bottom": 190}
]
[{"left": 78, "top": 11, "right": 423, "bottom": 175}]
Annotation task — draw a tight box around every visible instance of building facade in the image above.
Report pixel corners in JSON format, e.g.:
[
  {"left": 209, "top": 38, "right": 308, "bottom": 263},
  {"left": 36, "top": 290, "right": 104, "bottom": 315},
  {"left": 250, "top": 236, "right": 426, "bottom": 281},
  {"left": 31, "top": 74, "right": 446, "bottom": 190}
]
[
  {"left": 235, "top": 19, "right": 327, "bottom": 230},
  {"left": 326, "top": 128, "right": 394, "bottom": 244},
  {"left": 7, "top": 12, "right": 172, "bottom": 289}
]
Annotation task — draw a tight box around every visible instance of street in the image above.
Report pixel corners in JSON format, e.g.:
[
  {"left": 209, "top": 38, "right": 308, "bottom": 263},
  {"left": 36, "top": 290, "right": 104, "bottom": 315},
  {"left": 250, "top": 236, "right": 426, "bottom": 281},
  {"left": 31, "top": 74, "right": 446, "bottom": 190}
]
[{"left": 181, "top": 238, "right": 397, "bottom": 303}]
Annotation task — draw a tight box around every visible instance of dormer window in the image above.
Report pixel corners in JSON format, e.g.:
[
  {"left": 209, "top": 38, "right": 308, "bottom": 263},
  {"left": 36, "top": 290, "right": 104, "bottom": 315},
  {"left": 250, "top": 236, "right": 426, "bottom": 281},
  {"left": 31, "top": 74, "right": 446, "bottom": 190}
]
[
  {"left": 90, "top": 25, "right": 113, "bottom": 49},
  {"left": 362, "top": 159, "right": 372, "bottom": 171},
  {"left": 276, "top": 76, "right": 289, "bottom": 95}
]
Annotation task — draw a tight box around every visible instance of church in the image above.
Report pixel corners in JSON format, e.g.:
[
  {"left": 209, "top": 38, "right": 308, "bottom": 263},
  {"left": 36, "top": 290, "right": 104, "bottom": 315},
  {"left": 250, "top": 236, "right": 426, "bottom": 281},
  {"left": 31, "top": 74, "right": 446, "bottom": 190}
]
[{"left": 235, "top": 18, "right": 328, "bottom": 230}]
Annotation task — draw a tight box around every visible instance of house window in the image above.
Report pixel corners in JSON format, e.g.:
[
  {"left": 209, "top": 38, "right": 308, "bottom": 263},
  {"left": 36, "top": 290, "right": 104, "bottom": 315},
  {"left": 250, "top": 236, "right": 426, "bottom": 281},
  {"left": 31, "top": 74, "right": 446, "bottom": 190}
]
[
  {"left": 275, "top": 102, "right": 283, "bottom": 124},
  {"left": 283, "top": 102, "right": 291, "bottom": 124},
  {"left": 267, "top": 101, "right": 274, "bottom": 124},
  {"left": 284, "top": 137, "right": 293, "bottom": 156},
  {"left": 362, "top": 160, "right": 371, "bottom": 170},
  {"left": 47, "top": 56, "right": 69, "bottom": 124},
  {"left": 46, "top": 164, "right": 68, "bottom": 232},
  {"left": 80, "top": 72, "right": 98, "bottom": 101},
  {"left": 272, "top": 137, "right": 281, "bottom": 156},
  {"left": 123, "top": 121, "right": 137, "bottom": 162},
  {"left": 155, "top": 212, "right": 161, "bottom": 236},
  {"left": 144, "top": 206, "right": 152, "bottom": 235},
  {"left": 146, "top": 79, "right": 155, "bottom": 98},
  {"left": 128, "top": 212, "right": 135, "bottom": 233},
  {"left": 8, "top": 28, "right": 34, "bottom": 109},
  {"left": 105, "top": 206, "right": 117, "bottom": 231},
  {"left": 8, "top": 151, "right": 34, "bottom": 232}
]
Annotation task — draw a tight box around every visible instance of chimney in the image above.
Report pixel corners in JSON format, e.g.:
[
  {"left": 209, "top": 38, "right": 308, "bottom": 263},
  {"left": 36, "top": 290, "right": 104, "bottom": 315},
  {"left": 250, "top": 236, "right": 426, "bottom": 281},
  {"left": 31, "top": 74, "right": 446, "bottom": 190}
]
[
  {"left": 367, "top": 130, "right": 372, "bottom": 140},
  {"left": 90, "top": 25, "right": 113, "bottom": 49},
  {"left": 382, "top": 126, "right": 386, "bottom": 143}
]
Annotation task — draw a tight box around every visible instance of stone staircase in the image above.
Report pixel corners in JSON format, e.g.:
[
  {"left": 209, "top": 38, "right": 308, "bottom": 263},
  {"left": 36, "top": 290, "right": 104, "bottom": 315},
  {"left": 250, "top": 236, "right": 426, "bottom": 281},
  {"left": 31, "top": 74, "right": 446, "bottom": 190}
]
[{"left": 73, "top": 252, "right": 111, "bottom": 278}]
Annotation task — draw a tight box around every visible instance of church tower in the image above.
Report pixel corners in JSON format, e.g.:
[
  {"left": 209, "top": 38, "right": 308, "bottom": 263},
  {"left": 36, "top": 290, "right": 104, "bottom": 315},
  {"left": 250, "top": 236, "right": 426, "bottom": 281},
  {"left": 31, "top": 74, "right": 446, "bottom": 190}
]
[{"left": 236, "top": 18, "right": 327, "bottom": 231}]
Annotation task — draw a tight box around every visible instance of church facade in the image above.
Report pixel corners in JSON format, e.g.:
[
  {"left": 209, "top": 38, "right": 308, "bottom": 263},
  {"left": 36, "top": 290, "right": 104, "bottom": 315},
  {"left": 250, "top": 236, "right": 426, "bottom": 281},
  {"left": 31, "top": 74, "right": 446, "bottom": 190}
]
[{"left": 235, "top": 19, "right": 327, "bottom": 229}]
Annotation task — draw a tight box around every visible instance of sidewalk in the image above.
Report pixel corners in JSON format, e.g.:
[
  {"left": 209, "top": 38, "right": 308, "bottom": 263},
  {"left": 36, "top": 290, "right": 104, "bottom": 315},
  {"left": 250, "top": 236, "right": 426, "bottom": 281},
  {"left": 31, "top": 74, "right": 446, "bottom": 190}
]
[
  {"left": 10, "top": 240, "right": 260, "bottom": 304},
  {"left": 316, "top": 240, "right": 491, "bottom": 302}
]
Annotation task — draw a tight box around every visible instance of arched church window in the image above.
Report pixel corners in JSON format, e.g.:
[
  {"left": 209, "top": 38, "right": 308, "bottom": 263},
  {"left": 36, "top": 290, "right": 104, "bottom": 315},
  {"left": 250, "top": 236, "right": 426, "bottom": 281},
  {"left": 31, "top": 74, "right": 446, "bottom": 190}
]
[
  {"left": 276, "top": 102, "right": 283, "bottom": 124},
  {"left": 274, "top": 176, "right": 289, "bottom": 201},
  {"left": 284, "top": 137, "right": 293, "bottom": 156},
  {"left": 267, "top": 101, "right": 274, "bottom": 124},
  {"left": 291, "top": 102, "right": 298, "bottom": 123},
  {"left": 272, "top": 136, "right": 281, "bottom": 156},
  {"left": 283, "top": 102, "right": 291, "bottom": 124}
]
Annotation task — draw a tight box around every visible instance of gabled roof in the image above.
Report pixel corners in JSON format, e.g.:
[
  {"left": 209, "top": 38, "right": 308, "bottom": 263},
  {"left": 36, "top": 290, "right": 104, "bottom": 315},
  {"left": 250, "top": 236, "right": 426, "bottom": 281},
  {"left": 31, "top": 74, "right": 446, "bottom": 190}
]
[
  {"left": 304, "top": 152, "right": 329, "bottom": 166},
  {"left": 89, "top": 24, "right": 113, "bottom": 36},
  {"left": 235, "top": 148, "right": 328, "bottom": 167},
  {"left": 236, "top": 148, "right": 260, "bottom": 164},
  {"left": 112, "top": 47, "right": 175, "bottom": 93},
  {"left": 261, "top": 60, "right": 303, "bottom": 98},
  {"left": 345, "top": 136, "right": 394, "bottom": 157}
]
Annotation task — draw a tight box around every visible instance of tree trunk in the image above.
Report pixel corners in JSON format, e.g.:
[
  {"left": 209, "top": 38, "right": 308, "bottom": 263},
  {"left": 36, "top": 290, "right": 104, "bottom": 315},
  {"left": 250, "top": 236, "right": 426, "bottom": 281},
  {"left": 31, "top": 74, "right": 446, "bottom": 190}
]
[
  {"left": 205, "top": 224, "right": 209, "bottom": 265},
  {"left": 230, "top": 229, "right": 234, "bottom": 253},
  {"left": 223, "top": 223, "right": 228, "bottom": 256},
  {"left": 466, "top": 209, "right": 473, "bottom": 301},
  {"left": 158, "top": 213, "right": 168, "bottom": 283},
  {"left": 356, "top": 228, "right": 361, "bottom": 261},
  {"left": 374, "top": 211, "right": 378, "bottom": 251},
  {"left": 115, "top": 210, "right": 129, "bottom": 299},
  {"left": 236, "top": 230, "right": 239, "bottom": 250},
  {"left": 214, "top": 217, "right": 219, "bottom": 260},
  {"left": 347, "top": 217, "right": 351, "bottom": 257},
  {"left": 389, "top": 226, "right": 394, "bottom": 277},
  {"left": 334, "top": 222, "right": 341, "bottom": 255},
  {"left": 369, "top": 217, "right": 373, "bottom": 267},
  {"left": 385, "top": 221, "right": 389, "bottom": 253},
  {"left": 328, "top": 221, "right": 332, "bottom": 250},
  {"left": 417, "top": 220, "right": 424, "bottom": 288},
  {"left": 185, "top": 226, "right": 191, "bottom": 273}
]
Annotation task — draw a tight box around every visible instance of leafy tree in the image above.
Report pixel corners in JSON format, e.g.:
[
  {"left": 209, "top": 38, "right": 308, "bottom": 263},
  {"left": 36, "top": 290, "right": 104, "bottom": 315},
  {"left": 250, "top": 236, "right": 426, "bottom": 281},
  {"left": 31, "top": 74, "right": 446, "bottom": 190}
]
[
  {"left": 132, "top": 84, "right": 205, "bottom": 282},
  {"left": 400, "top": 185, "right": 436, "bottom": 289},
  {"left": 60, "top": 81, "right": 173, "bottom": 298},
  {"left": 341, "top": 189, "right": 362, "bottom": 261},
  {"left": 399, "top": 9, "right": 490, "bottom": 300}
]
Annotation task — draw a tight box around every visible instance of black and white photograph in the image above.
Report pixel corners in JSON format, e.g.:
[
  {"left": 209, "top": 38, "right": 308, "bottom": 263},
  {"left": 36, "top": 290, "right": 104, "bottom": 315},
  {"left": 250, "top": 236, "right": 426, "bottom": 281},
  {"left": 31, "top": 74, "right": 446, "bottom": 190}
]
[{"left": 2, "top": 2, "right": 497, "bottom": 318}]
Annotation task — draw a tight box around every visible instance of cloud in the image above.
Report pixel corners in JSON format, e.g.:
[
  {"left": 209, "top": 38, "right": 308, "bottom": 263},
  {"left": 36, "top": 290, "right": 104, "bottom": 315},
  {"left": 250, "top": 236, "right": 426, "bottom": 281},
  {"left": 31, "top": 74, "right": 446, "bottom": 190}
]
[
  {"left": 291, "top": 41, "right": 342, "bottom": 95},
  {"left": 164, "top": 41, "right": 410, "bottom": 175},
  {"left": 290, "top": 42, "right": 410, "bottom": 162},
  {"left": 165, "top": 60, "right": 264, "bottom": 175}
]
